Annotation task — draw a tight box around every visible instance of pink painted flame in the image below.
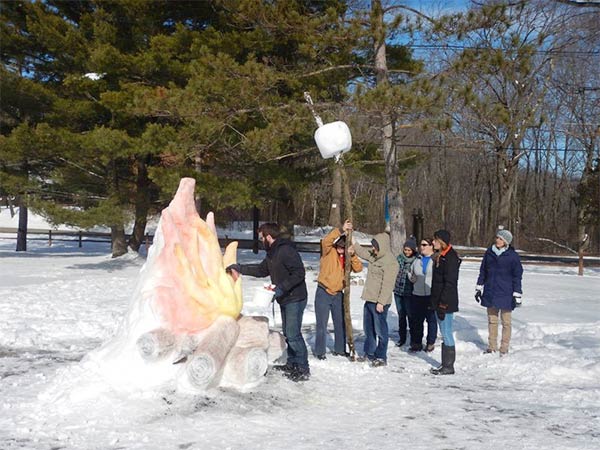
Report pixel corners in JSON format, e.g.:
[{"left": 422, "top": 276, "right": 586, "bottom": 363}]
[{"left": 152, "top": 178, "right": 242, "bottom": 334}]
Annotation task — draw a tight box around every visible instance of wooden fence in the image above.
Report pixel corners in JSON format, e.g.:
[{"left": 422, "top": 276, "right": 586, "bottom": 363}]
[{"left": 1, "top": 227, "right": 598, "bottom": 266}]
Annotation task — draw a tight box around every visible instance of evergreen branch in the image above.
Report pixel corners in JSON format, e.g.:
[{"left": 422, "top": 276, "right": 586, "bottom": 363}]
[
  {"left": 299, "top": 64, "right": 416, "bottom": 78},
  {"left": 56, "top": 157, "right": 104, "bottom": 179},
  {"left": 264, "top": 148, "right": 316, "bottom": 162},
  {"left": 382, "top": 5, "right": 435, "bottom": 25}
]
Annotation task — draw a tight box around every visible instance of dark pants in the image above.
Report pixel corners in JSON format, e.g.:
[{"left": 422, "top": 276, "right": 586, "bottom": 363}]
[
  {"left": 280, "top": 299, "right": 309, "bottom": 369},
  {"left": 363, "top": 301, "right": 390, "bottom": 361},
  {"left": 408, "top": 295, "right": 438, "bottom": 346},
  {"left": 394, "top": 293, "right": 411, "bottom": 343},
  {"left": 314, "top": 285, "right": 345, "bottom": 356}
]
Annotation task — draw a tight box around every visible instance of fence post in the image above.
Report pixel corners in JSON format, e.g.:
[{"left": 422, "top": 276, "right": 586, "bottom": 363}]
[
  {"left": 48, "top": 230, "right": 52, "bottom": 247},
  {"left": 78, "top": 230, "right": 82, "bottom": 248},
  {"left": 252, "top": 205, "right": 259, "bottom": 254}
]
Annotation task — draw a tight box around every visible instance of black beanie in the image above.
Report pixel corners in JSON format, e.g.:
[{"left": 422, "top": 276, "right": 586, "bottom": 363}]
[
  {"left": 434, "top": 229, "right": 451, "bottom": 245},
  {"left": 403, "top": 236, "right": 417, "bottom": 253},
  {"left": 371, "top": 239, "right": 380, "bottom": 251}
]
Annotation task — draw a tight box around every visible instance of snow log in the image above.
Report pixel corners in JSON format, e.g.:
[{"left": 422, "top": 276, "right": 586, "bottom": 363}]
[
  {"left": 185, "top": 316, "right": 239, "bottom": 389},
  {"left": 136, "top": 328, "right": 176, "bottom": 361}
]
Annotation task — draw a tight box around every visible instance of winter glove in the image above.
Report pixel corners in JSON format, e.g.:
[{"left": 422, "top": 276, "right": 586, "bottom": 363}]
[
  {"left": 273, "top": 287, "right": 284, "bottom": 301},
  {"left": 512, "top": 293, "right": 522, "bottom": 309},
  {"left": 225, "top": 263, "right": 241, "bottom": 274},
  {"left": 436, "top": 303, "right": 448, "bottom": 321},
  {"left": 475, "top": 285, "right": 483, "bottom": 303}
]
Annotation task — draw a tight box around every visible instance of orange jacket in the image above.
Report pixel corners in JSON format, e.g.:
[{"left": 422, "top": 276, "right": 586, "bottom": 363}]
[{"left": 317, "top": 228, "right": 363, "bottom": 295}]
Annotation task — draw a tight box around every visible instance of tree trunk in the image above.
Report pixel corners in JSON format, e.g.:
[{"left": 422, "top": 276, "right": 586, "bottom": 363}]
[
  {"left": 373, "top": 0, "right": 405, "bottom": 254},
  {"left": 128, "top": 158, "right": 151, "bottom": 252},
  {"left": 328, "top": 163, "right": 342, "bottom": 227},
  {"left": 111, "top": 225, "right": 128, "bottom": 258},
  {"left": 16, "top": 196, "right": 27, "bottom": 252},
  {"left": 497, "top": 153, "right": 516, "bottom": 227}
]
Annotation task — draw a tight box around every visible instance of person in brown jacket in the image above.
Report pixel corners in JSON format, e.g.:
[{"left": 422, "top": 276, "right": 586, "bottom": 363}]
[
  {"left": 314, "top": 220, "right": 363, "bottom": 359},
  {"left": 352, "top": 231, "right": 399, "bottom": 367}
]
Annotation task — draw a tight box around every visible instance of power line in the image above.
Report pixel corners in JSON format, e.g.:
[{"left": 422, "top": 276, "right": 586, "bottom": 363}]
[
  {"left": 394, "top": 143, "right": 597, "bottom": 152},
  {"left": 407, "top": 44, "right": 600, "bottom": 56}
]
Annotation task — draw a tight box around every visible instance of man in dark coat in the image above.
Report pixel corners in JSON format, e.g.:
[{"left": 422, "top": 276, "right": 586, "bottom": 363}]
[
  {"left": 476, "top": 228, "right": 523, "bottom": 355},
  {"left": 228, "top": 223, "right": 310, "bottom": 381}
]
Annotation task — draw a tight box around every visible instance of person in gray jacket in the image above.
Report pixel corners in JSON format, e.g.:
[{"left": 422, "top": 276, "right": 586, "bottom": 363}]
[
  {"left": 407, "top": 238, "right": 437, "bottom": 353},
  {"left": 352, "top": 232, "right": 399, "bottom": 367}
]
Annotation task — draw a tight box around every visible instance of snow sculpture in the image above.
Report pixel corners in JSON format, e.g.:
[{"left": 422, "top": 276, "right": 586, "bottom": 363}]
[
  {"left": 314, "top": 121, "right": 352, "bottom": 159},
  {"left": 78, "top": 178, "right": 284, "bottom": 394}
]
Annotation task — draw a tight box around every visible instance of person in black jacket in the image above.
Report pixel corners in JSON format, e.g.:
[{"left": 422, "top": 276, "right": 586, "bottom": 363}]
[
  {"left": 429, "top": 229, "right": 461, "bottom": 375},
  {"left": 228, "top": 223, "right": 310, "bottom": 381}
]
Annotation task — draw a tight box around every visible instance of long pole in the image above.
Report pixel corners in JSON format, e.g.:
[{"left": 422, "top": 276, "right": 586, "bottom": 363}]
[{"left": 343, "top": 226, "right": 355, "bottom": 359}]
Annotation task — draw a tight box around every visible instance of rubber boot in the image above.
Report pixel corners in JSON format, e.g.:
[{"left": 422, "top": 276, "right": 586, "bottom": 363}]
[
  {"left": 430, "top": 343, "right": 446, "bottom": 374},
  {"left": 430, "top": 344, "right": 455, "bottom": 375}
]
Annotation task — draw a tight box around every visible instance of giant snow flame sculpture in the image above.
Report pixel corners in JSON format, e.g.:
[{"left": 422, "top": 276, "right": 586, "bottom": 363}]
[
  {"left": 63, "top": 178, "right": 285, "bottom": 396},
  {"left": 150, "top": 177, "right": 243, "bottom": 332}
]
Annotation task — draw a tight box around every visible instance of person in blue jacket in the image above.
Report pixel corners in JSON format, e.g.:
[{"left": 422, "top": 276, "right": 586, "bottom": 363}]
[{"left": 475, "top": 229, "right": 523, "bottom": 356}]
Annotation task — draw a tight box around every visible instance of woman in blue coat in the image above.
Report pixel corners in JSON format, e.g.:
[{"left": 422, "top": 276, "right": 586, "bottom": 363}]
[{"left": 476, "top": 229, "right": 523, "bottom": 356}]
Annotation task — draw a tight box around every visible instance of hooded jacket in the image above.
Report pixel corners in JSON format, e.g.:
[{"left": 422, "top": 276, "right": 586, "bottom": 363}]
[
  {"left": 240, "top": 238, "right": 307, "bottom": 305},
  {"left": 318, "top": 228, "right": 363, "bottom": 295},
  {"left": 353, "top": 232, "right": 399, "bottom": 305}
]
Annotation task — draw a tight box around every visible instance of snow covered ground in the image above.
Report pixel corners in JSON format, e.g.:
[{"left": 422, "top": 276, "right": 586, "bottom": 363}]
[{"left": 1, "top": 236, "right": 599, "bottom": 450}]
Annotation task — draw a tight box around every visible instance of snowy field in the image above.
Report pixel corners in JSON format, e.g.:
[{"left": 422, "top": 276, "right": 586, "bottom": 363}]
[{"left": 1, "top": 236, "right": 600, "bottom": 450}]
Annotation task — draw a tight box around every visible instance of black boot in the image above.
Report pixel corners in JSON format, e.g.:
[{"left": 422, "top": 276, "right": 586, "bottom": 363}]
[
  {"left": 272, "top": 362, "right": 296, "bottom": 373},
  {"left": 430, "top": 344, "right": 455, "bottom": 375}
]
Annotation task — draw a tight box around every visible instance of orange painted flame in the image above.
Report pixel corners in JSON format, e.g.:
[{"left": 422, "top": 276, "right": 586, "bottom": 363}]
[{"left": 152, "top": 178, "right": 242, "bottom": 334}]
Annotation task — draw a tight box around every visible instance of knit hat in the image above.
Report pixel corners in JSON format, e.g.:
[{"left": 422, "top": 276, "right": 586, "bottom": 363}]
[
  {"left": 333, "top": 234, "right": 346, "bottom": 248},
  {"left": 371, "top": 239, "right": 380, "bottom": 252},
  {"left": 433, "top": 229, "right": 451, "bottom": 245},
  {"left": 496, "top": 229, "right": 513, "bottom": 246},
  {"left": 403, "top": 236, "right": 417, "bottom": 253}
]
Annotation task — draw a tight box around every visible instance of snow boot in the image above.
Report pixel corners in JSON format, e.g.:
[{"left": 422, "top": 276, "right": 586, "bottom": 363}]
[
  {"left": 272, "top": 362, "right": 296, "bottom": 373},
  {"left": 285, "top": 365, "right": 310, "bottom": 382},
  {"left": 370, "top": 358, "right": 387, "bottom": 368},
  {"left": 430, "top": 344, "right": 455, "bottom": 375}
]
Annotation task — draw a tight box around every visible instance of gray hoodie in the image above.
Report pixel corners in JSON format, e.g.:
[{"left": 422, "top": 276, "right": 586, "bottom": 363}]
[{"left": 353, "top": 232, "right": 399, "bottom": 305}]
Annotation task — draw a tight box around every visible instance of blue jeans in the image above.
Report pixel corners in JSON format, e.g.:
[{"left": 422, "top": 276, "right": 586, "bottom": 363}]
[
  {"left": 281, "top": 299, "right": 309, "bottom": 369},
  {"left": 437, "top": 312, "right": 455, "bottom": 346},
  {"left": 363, "top": 302, "right": 390, "bottom": 361},
  {"left": 314, "top": 285, "right": 345, "bottom": 356},
  {"left": 394, "top": 293, "right": 411, "bottom": 343}
]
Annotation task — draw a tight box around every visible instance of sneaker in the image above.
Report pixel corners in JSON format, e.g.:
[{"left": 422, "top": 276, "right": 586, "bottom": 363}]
[
  {"left": 499, "top": 351, "right": 508, "bottom": 357},
  {"left": 316, "top": 354, "right": 326, "bottom": 360},
  {"left": 408, "top": 344, "right": 423, "bottom": 353},
  {"left": 395, "top": 339, "right": 406, "bottom": 347},
  {"left": 332, "top": 351, "right": 350, "bottom": 357},
  {"left": 370, "top": 359, "right": 387, "bottom": 368},
  {"left": 425, "top": 344, "right": 435, "bottom": 353},
  {"left": 483, "top": 348, "right": 496, "bottom": 354}
]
